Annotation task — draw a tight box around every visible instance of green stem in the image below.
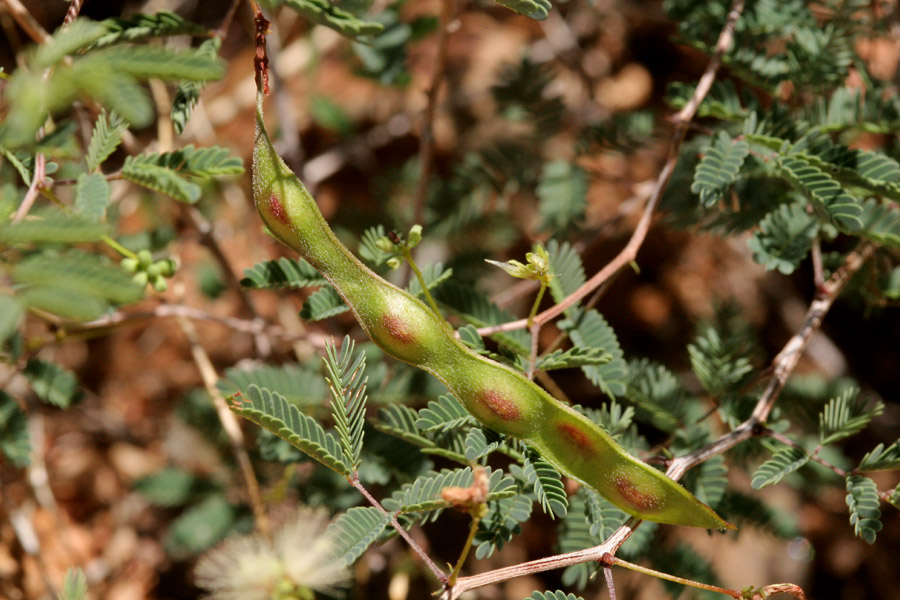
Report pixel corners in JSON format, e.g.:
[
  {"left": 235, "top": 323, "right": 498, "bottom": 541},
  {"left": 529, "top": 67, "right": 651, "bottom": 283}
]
[
  {"left": 102, "top": 235, "right": 137, "bottom": 259},
  {"left": 603, "top": 554, "right": 740, "bottom": 598},
  {"left": 403, "top": 247, "right": 441, "bottom": 317},
  {"left": 447, "top": 506, "right": 485, "bottom": 587},
  {"left": 527, "top": 281, "right": 547, "bottom": 329}
]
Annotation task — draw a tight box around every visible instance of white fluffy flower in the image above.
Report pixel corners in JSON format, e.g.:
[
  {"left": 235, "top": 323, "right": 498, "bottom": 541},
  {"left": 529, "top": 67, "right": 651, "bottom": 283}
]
[{"left": 195, "top": 507, "right": 349, "bottom": 599}]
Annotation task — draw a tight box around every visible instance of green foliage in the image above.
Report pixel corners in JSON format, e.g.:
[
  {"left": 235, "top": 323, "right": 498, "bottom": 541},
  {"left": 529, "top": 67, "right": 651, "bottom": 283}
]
[
  {"left": 751, "top": 446, "right": 810, "bottom": 490},
  {"left": 691, "top": 131, "right": 750, "bottom": 207},
  {"left": 382, "top": 467, "right": 515, "bottom": 513},
  {"left": 688, "top": 319, "right": 754, "bottom": 396},
  {"left": 13, "top": 251, "right": 144, "bottom": 305},
  {"left": 747, "top": 202, "right": 819, "bottom": 274},
  {"left": 279, "top": 0, "right": 384, "bottom": 39},
  {"left": 0, "top": 392, "right": 31, "bottom": 467},
  {"left": 536, "top": 347, "right": 612, "bottom": 371},
  {"left": 558, "top": 490, "right": 603, "bottom": 589},
  {"left": 845, "top": 475, "right": 882, "bottom": 544},
  {"left": 692, "top": 455, "right": 729, "bottom": 508},
  {"left": 93, "top": 11, "right": 208, "bottom": 48},
  {"left": 492, "top": 0, "right": 552, "bottom": 20},
  {"left": 165, "top": 494, "right": 237, "bottom": 557},
  {"left": 433, "top": 282, "right": 531, "bottom": 355},
  {"left": 415, "top": 395, "right": 476, "bottom": 433},
  {"left": 522, "top": 453, "right": 568, "bottom": 518},
  {"left": 86, "top": 109, "right": 126, "bottom": 172},
  {"left": 219, "top": 363, "right": 329, "bottom": 406},
  {"left": 0, "top": 295, "right": 24, "bottom": 346},
  {"left": 327, "top": 506, "right": 390, "bottom": 566},
  {"left": 171, "top": 37, "right": 222, "bottom": 135},
  {"left": 818, "top": 388, "right": 882, "bottom": 446},
  {"left": 0, "top": 212, "right": 109, "bottom": 244},
  {"left": 537, "top": 161, "right": 587, "bottom": 230},
  {"left": 406, "top": 262, "right": 453, "bottom": 298},
  {"left": 625, "top": 359, "right": 687, "bottom": 432},
  {"left": 122, "top": 145, "right": 243, "bottom": 203},
  {"left": 240, "top": 257, "right": 326, "bottom": 289},
  {"left": 299, "top": 285, "right": 349, "bottom": 321},
  {"left": 59, "top": 568, "right": 88, "bottom": 600},
  {"left": 492, "top": 58, "right": 565, "bottom": 138},
  {"left": 776, "top": 155, "right": 862, "bottom": 232},
  {"left": 474, "top": 493, "right": 533, "bottom": 559},
  {"left": 231, "top": 384, "right": 351, "bottom": 476},
  {"left": 857, "top": 441, "right": 900, "bottom": 472},
  {"left": 23, "top": 359, "right": 82, "bottom": 408},
  {"left": 134, "top": 466, "right": 222, "bottom": 507},
  {"left": 465, "top": 427, "right": 501, "bottom": 461},
  {"left": 324, "top": 337, "right": 369, "bottom": 472},
  {"left": 74, "top": 173, "right": 111, "bottom": 222},
  {"left": 859, "top": 199, "right": 900, "bottom": 247},
  {"left": 525, "top": 592, "right": 584, "bottom": 600},
  {"left": 560, "top": 308, "right": 628, "bottom": 398}
]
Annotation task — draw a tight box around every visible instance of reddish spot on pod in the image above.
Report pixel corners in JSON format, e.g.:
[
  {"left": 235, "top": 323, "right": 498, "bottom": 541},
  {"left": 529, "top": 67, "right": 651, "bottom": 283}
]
[
  {"left": 556, "top": 423, "right": 595, "bottom": 458},
  {"left": 478, "top": 389, "right": 521, "bottom": 421},
  {"left": 614, "top": 474, "right": 661, "bottom": 511},
  {"left": 382, "top": 313, "right": 418, "bottom": 344},
  {"left": 268, "top": 193, "right": 289, "bottom": 224}
]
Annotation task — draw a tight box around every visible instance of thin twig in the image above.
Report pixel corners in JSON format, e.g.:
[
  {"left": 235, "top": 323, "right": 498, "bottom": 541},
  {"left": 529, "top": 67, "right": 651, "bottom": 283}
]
[
  {"left": 765, "top": 429, "right": 848, "bottom": 478},
  {"left": 63, "top": 0, "right": 84, "bottom": 26},
  {"left": 350, "top": 477, "right": 449, "bottom": 584},
  {"left": 411, "top": 0, "right": 455, "bottom": 227},
  {"left": 444, "top": 232, "right": 866, "bottom": 600},
  {"left": 482, "top": 0, "right": 746, "bottom": 337},
  {"left": 604, "top": 553, "right": 740, "bottom": 598},
  {"left": 0, "top": 0, "right": 51, "bottom": 44},
  {"left": 175, "top": 315, "right": 271, "bottom": 540},
  {"left": 180, "top": 205, "right": 273, "bottom": 357},
  {"left": 12, "top": 152, "right": 45, "bottom": 223},
  {"left": 54, "top": 302, "right": 329, "bottom": 348}
]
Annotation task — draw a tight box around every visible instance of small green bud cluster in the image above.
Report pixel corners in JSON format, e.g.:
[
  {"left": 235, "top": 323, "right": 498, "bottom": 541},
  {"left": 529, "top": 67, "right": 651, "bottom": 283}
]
[
  {"left": 485, "top": 243, "right": 554, "bottom": 285},
  {"left": 375, "top": 224, "right": 423, "bottom": 270},
  {"left": 121, "top": 249, "right": 177, "bottom": 292}
]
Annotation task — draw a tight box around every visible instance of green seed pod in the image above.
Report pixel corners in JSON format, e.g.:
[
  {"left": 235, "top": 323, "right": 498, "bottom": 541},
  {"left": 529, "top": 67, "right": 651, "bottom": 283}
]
[
  {"left": 138, "top": 249, "right": 153, "bottom": 268},
  {"left": 251, "top": 92, "right": 733, "bottom": 530},
  {"left": 147, "top": 263, "right": 163, "bottom": 278},
  {"left": 158, "top": 259, "right": 177, "bottom": 278},
  {"left": 132, "top": 271, "right": 149, "bottom": 287},
  {"left": 152, "top": 276, "right": 168, "bottom": 293},
  {"left": 121, "top": 257, "right": 139, "bottom": 273}
]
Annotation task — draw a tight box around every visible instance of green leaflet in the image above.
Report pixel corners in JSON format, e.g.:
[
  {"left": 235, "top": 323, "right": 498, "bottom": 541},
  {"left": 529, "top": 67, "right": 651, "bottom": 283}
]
[
  {"left": 818, "top": 388, "right": 882, "bottom": 446},
  {"left": 751, "top": 446, "right": 809, "bottom": 490},
  {"left": 86, "top": 109, "right": 126, "bottom": 172},
  {"left": 326, "top": 507, "right": 390, "bottom": 566},
  {"left": 240, "top": 257, "right": 327, "bottom": 289},
  {"left": 776, "top": 154, "right": 862, "bottom": 232},
  {"left": 747, "top": 202, "right": 818, "bottom": 274},
  {"left": 492, "top": 0, "right": 552, "bottom": 20},
  {"left": 23, "top": 359, "right": 83, "bottom": 408},
  {"left": 845, "top": 475, "right": 882, "bottom": 544},
  {"left": 691, "top": 130, "right": 750, "bottom": 207},
  {"left": 74, "top": 173, "right": 111, "bottom": 222},
  {"left": 382, "top": 467, "right": 516, "bottom": 514},
  {"left": 280, "top": 0, "right": 384, "bottom": 39},
  {"left": 231, "top": 384, "right": 351, "bottom": 477},
  {"left": 0, "top": 212, "right": 109, "bottom": 243},
  {"left": 0, "top": 391, "right": 31, "bottom": 467}
]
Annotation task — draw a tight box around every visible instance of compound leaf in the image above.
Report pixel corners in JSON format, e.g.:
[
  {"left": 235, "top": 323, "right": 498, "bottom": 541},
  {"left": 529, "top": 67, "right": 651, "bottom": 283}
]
[
  {"left": 691, "top": 131, "right": 750, "bottom": 206},
  {"left": 231, "top": 384, "right": 351, "bottom": 476},
  {"left": 327, "top": 506, "right": 389, "bottom": 566},
  {"left": 751, "top": 445, "right": 809, "bottom": 490},
  {"left": 845, "top": 475, "right": 882, "bottom": 544},
  {"left": 747, "top": 202, "right": 818, "bottom": 274}
]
